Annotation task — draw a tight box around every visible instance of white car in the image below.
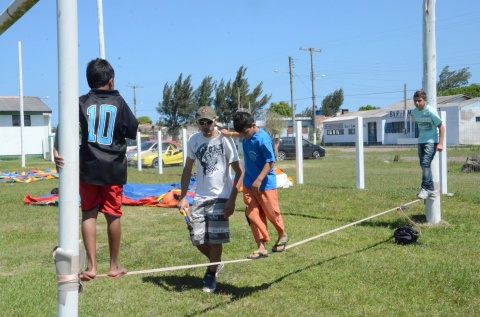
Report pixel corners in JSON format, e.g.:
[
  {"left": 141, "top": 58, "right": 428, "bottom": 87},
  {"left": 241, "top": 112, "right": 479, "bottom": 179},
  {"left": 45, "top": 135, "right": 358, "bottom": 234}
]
[{"left": 126, "top": 140, "right": 158, "bottom": 164}]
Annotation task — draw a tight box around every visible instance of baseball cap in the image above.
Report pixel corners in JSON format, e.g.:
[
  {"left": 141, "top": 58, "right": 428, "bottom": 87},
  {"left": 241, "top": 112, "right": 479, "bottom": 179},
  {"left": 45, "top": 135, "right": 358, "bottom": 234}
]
[{"left": 196, "top": 106, "right": 216, "bottom": 120}]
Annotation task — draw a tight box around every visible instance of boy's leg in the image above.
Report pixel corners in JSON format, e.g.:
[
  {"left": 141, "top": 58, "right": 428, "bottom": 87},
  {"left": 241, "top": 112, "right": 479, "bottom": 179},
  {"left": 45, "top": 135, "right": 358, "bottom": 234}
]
[
  {"left": 99, "top": 185, "right": 126, "bottom": 277},
  {"left": 105, "top": 213, "right": 125, "bottom": 276},
  {"left": 256, "top": 189, "right": 288, "bottom": 251},
  {"left": 419, "top": 143, "right": 437, "bottom": 191},
  {"left": 243, "top": 188, "right": 269, "bottom": 255},
  {"left": 81, "top": 208, "right": 99, "bottom": 277}
]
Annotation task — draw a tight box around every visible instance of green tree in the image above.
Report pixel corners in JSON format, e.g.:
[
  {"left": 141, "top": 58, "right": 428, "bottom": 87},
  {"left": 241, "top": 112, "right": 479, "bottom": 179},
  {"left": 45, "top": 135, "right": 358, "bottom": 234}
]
[
  {"left": 299, "top": 108, "right": 312, "bottom": 117},
  {"left": 194, "top": 76, "right": 216, "bottom": 108},
  {"left": 358, "top": 105, "right": 380, "bottom": 111},
  {"left": 263, "top": 110, "right": 286, "bottom": 139},
  {"left": 437, "top": 66, "right": 472, "bottom": 92},
  {"left": 137, "top": 116, "right": 152, "bottom": 124},
  {"left": 437, "top": 84, "right": 480, "bottom": 98},
  {"left": 214, "top": 66, "right": 271, "bottom": 123},
  {"left": 321, "top": 88, "right": 344, "bottom": 116},
  {"left": 156, "top": 73, "right": 195, "bottom": 140},
  {"left": 269, "top": 101, "right": 292, "bottom": 117}
]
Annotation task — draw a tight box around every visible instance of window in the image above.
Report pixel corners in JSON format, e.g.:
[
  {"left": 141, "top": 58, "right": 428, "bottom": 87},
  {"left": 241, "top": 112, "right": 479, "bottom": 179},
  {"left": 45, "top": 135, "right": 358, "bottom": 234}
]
[
  {"left": 326, "top": 129, "right": 344, "bottom": 135},
  {"left": 12, "top": 115, "right": 31, "bottom": 126},
  {"left": 385, "top": 122, "right": 404, "bottom": 133},
  {"left": 476, "top": 117, "right": 480, "bottom": 122},
  {"left": 348, "top": 128, "right": 355, "bottom": 134}
]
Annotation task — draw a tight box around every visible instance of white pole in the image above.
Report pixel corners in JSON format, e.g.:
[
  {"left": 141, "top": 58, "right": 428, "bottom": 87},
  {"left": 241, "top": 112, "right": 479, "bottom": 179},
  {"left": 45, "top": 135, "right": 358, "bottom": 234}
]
[
  {"left": 50, "top": 135, "right": 55, "bottom": 162},
  {"left": 439, "top": 111, "right": 447, "bottom": 194},
  {"left": 182, "top": 128, "right": 187, "bottom": 167},
  {"left": 56, "top": 0, "right": 79, "bottom": 315},
  {"left": 96, "top": 0, "right": 105, "bottom": 59},
  {"left": 136, "top": 131, "right": 142, "bottom": 171},
  {"left": 422, "top": 0, "right": 441, "bottom": 224},
  {"left": 295, "top": 120, "right": 303, "bottom": 184},
  {"left": 18, "top": 41, "right": 25, "bottom": 167},
  {"left": 355, "top": 117, "right": 365, "bottom": 189},
  {"left": 157, "top": 130, "right": 163, "bottom": 174}
]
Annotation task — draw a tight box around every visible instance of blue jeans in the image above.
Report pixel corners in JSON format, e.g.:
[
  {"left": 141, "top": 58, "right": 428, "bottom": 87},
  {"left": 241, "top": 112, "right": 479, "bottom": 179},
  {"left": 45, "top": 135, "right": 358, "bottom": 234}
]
[{"left": 417, "top": 143, "right": 437, "bottom": 191}]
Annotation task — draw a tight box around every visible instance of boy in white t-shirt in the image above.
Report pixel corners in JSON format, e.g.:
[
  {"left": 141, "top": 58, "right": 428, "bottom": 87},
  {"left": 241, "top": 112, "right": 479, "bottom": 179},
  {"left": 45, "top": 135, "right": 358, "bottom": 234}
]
[{"left": 177, "top": 106, "right": 243, "bottom": 293}]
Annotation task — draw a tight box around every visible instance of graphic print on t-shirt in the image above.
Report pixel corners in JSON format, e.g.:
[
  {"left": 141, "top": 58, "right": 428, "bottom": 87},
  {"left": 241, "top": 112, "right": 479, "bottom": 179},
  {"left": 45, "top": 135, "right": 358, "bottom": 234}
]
[{"left": 195, "top": 143, "right": 224, "bottom": 175}]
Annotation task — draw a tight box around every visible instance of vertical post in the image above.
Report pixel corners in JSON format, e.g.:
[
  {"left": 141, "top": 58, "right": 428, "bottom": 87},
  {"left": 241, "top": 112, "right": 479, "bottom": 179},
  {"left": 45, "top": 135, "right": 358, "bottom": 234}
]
[
  {"left": 182, "top": 128, "right": 188, "bottom": 167},
  {"left": 423, "top": 0, "right": 441, "bottom": 224},
  {"left": 157, "top": 130, "right": 163, "bottom": 174},
  {"left": 355, "top": 117, "right": 365, "bottom": 189},
  {"left": 403, "top": 84, "right": 407, "bottom": 134},
  {"left": 289, "top": 56, "right": 295, "bottom": 137},
  {"left": 18, "top": 41, "right": 25, "bottom": 167},
  {"left": 96, "top": 0, "right": 105, "bottom": 59},
  {"left": 56, "top": 0, "right": 80, "bottom": 315},
  {"left": 439, "top": 111, "right": 447, "bottom": 194},
  {"left": 295, "top": 120, "right": 303, "bottom": 184},
  {"left": 136, "top": 131, "right": 142, "bottom": 171}
]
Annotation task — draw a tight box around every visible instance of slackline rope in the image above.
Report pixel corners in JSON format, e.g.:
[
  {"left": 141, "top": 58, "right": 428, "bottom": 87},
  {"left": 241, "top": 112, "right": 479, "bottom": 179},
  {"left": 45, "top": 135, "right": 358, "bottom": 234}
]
[{"left": 95, "top": 199, "right": 421, "bottom": 278}]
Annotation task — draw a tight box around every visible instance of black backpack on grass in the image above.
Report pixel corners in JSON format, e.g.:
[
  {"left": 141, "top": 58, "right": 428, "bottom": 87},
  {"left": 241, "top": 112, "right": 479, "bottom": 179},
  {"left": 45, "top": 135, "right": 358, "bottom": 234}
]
[{"left": 393, "top": 226, "right": 419, "bottom": 245}]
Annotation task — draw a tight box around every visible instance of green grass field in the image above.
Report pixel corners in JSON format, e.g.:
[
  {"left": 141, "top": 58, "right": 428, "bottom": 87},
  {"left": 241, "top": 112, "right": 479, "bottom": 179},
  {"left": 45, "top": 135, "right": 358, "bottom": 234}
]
[{"left": 1, "top": 146, "right": 479, "bottom": 316}]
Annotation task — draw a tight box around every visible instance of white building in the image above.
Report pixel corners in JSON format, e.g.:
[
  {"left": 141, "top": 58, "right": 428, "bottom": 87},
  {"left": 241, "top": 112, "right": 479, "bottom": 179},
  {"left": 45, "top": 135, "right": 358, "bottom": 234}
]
[
  {"left": 0, "top": 96, "right": 53, "bottom": 156},
  {"left": 323, "top": 95, "right": 480, "bottom": 146}
]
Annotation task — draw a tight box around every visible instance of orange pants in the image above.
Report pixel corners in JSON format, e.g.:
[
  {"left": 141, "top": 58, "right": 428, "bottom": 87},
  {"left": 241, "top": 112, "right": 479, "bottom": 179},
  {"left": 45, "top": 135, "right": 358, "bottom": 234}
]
[{"left": 243, "top": 187, "right": 285, "bottom": 244}]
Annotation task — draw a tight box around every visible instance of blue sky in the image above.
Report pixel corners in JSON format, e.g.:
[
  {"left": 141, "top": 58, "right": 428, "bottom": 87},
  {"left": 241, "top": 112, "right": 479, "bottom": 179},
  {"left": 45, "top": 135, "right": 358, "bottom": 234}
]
[{"left": 1, "top": 0, "right": 479, "bottom": 126}]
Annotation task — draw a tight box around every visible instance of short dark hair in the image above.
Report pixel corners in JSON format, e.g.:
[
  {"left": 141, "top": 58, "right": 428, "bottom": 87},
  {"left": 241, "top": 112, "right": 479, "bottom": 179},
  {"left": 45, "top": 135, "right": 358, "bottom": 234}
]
[
  {"left": 233, "top": 111, "right": 254, "bottom": 133},
  {"left": 86, "top": 58, "right": 115, "bottom": 89},
  {"left": 413, "top": 90, "right": 427, "bottom": 100}
]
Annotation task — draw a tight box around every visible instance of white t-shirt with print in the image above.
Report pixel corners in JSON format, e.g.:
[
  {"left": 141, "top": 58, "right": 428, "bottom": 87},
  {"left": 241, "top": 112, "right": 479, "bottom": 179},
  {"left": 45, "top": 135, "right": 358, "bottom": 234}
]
[{"left": 187, "top": 132, "right": 239, "bottom": 199}]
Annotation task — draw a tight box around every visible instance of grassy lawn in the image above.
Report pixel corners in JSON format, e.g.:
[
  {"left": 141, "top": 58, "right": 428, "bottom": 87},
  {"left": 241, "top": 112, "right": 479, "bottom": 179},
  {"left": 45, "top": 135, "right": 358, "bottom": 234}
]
[{"left": 0, "top": 146, "right": 479, "bottom": 316}]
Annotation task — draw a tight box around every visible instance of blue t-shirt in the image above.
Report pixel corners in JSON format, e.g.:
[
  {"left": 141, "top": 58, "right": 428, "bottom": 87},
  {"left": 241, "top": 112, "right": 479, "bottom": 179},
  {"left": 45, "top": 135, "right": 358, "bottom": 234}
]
[
  {"left": 412, "top": 105, "right": 442, "bottom": 144},
  {"left": 242, "top": 128, "right": 277, "bottom": 190}
]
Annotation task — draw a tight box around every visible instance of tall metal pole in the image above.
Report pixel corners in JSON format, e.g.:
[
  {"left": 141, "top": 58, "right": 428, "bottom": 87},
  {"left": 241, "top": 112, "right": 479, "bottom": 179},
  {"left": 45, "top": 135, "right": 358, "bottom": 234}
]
[
  {"left": 56, "top": 0, "right": 80, "bottom": 315},
  {"left": 422, "top": 0, "right": 441, "bottom": 224},
  {"left": 18, "top": 41, "right": 25, "bottom": 167},
  {"left": 97, "top": 0, "right": 105, "bottom": 59},
  {"left": 289, "top": 56, "right": 295, "bottom": 137},
  {"left": 300, "top": 47, "right": 321, "bottom": 144}
]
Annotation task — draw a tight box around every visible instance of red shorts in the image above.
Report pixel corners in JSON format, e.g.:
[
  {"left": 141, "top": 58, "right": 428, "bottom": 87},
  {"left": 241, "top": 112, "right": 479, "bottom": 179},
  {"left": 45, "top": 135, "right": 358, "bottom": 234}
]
[{"left": 80, "top": 180, "right": 123, "bottom": 217}]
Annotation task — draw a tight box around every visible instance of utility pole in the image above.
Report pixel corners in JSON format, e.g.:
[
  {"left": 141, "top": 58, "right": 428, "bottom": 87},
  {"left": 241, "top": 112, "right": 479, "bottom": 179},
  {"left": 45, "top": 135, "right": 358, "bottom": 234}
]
[
  {"left": 127, "top": 85, "right": 143, "bottom": 117},
  {"left": 289, "top": 56, "right": 296, "bottom": 137},
  {"left": 300, "top": 47, "right": 322, "bottom": 144}
]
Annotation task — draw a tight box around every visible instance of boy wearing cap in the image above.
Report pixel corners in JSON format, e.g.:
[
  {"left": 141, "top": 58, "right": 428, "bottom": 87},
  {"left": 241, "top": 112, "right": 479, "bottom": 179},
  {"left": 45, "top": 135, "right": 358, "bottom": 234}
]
[{"left": 177, "top": 106, "right": 243, "bottom": 293}]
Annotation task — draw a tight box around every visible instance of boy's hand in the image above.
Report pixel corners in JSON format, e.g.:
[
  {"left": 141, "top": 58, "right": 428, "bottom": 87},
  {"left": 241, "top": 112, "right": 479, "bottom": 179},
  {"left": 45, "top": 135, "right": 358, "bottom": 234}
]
[
  {"left": 224, "top": 200, "right": 235, "bottom": 219},
  {"left": 436, "top": 144, "right": 444, "bottom": 152},
  {"left": 177, "top": 198, "right": 191, "bottom": 219},
  {"left": 53, "top": 149, "right": 64, "bottom": 172}
]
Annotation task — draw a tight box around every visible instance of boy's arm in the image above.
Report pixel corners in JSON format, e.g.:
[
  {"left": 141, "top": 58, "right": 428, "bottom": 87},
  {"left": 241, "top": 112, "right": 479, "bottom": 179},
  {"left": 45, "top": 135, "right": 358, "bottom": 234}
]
[
  {"left": 177, "top": 157, "right": 195, "bottom": 217},
  {"left": 224, "top": 161, "right": 243, "bottom": 219},
  {"left": 251, "top": 161, "right": 275, "bottom": 192},
  {"left": 437, "top": 123, "right": 445, "bottom": 152}
]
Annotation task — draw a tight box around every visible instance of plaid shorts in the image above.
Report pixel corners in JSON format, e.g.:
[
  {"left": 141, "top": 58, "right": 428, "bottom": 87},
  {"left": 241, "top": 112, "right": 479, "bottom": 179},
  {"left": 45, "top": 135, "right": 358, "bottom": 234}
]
[{"left": 189, "top": 198, "right": 230, "bottom": 246}]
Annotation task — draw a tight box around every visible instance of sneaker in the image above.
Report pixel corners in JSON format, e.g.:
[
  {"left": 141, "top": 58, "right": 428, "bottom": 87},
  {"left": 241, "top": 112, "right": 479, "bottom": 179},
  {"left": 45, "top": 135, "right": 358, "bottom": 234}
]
[
  {"left": 215, "top": 262, "right": 224, "bottom": 277},
  {"left": 428, "top": 190, "right": 437, "bottom": 199},
  {"left": 417, "top": 188, "right": 428, "bottom": 199},
  {"left": 202, "top": 271, "right": 216, "bottom": 293}
]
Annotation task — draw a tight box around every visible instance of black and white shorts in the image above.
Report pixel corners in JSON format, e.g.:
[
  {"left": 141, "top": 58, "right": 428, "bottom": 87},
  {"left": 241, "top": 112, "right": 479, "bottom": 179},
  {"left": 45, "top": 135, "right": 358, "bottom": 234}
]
[{"left": 190, "top": 198, "right": 230, "bottom": 246}]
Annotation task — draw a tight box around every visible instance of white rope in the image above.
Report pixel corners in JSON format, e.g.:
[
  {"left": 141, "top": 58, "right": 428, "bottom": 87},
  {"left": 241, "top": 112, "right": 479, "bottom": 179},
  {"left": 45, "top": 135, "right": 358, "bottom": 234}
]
[{"left": 96, "top": 199, "right": 421, "bottom": 278}]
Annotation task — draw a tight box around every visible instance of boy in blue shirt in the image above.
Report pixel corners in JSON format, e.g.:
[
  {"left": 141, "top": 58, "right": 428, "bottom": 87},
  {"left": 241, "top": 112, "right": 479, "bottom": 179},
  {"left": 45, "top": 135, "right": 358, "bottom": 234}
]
[
  {"left": 411, "top": 90, "right": 445, "bottom": 199},
  {"left": 233, "top": 111, "right": 289, "bottom": 259}
]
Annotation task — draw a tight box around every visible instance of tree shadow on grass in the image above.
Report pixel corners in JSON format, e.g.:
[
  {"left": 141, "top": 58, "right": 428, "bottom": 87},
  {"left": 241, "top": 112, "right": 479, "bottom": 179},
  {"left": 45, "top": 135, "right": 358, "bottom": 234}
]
[{"left": 142, "top": 237, "right": 392, "bottom": 316}]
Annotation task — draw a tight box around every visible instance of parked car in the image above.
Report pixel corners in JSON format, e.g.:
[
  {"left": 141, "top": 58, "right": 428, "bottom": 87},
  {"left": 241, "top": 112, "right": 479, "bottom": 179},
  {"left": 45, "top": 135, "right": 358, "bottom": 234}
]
[
  {"left": 126, "top": 140, "right": 158, "bottom": 164},
  {"left": 126, "top": 134, "right": 150, "bottom": 151},
  {"left": 276, "top": 137, "right": 325, "bottom": 160},
  {"left": 131, "top": 142, "right": 183, "bottom": 167}
]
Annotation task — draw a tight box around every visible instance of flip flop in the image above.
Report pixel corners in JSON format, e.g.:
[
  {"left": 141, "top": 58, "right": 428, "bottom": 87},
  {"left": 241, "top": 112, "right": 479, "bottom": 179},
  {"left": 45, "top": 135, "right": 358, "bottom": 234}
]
[
  {"left": 272, "top": 236, "right": 289, "bottom": 253},
  {"left": 108, "top": 269, "right": 127, "bottom": 279},
  {"left": 80, "top": 272, "right": 95, "bottom": 281},
  {"left": 247, "top": 251, "right": 269, "bottom": 260}
]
